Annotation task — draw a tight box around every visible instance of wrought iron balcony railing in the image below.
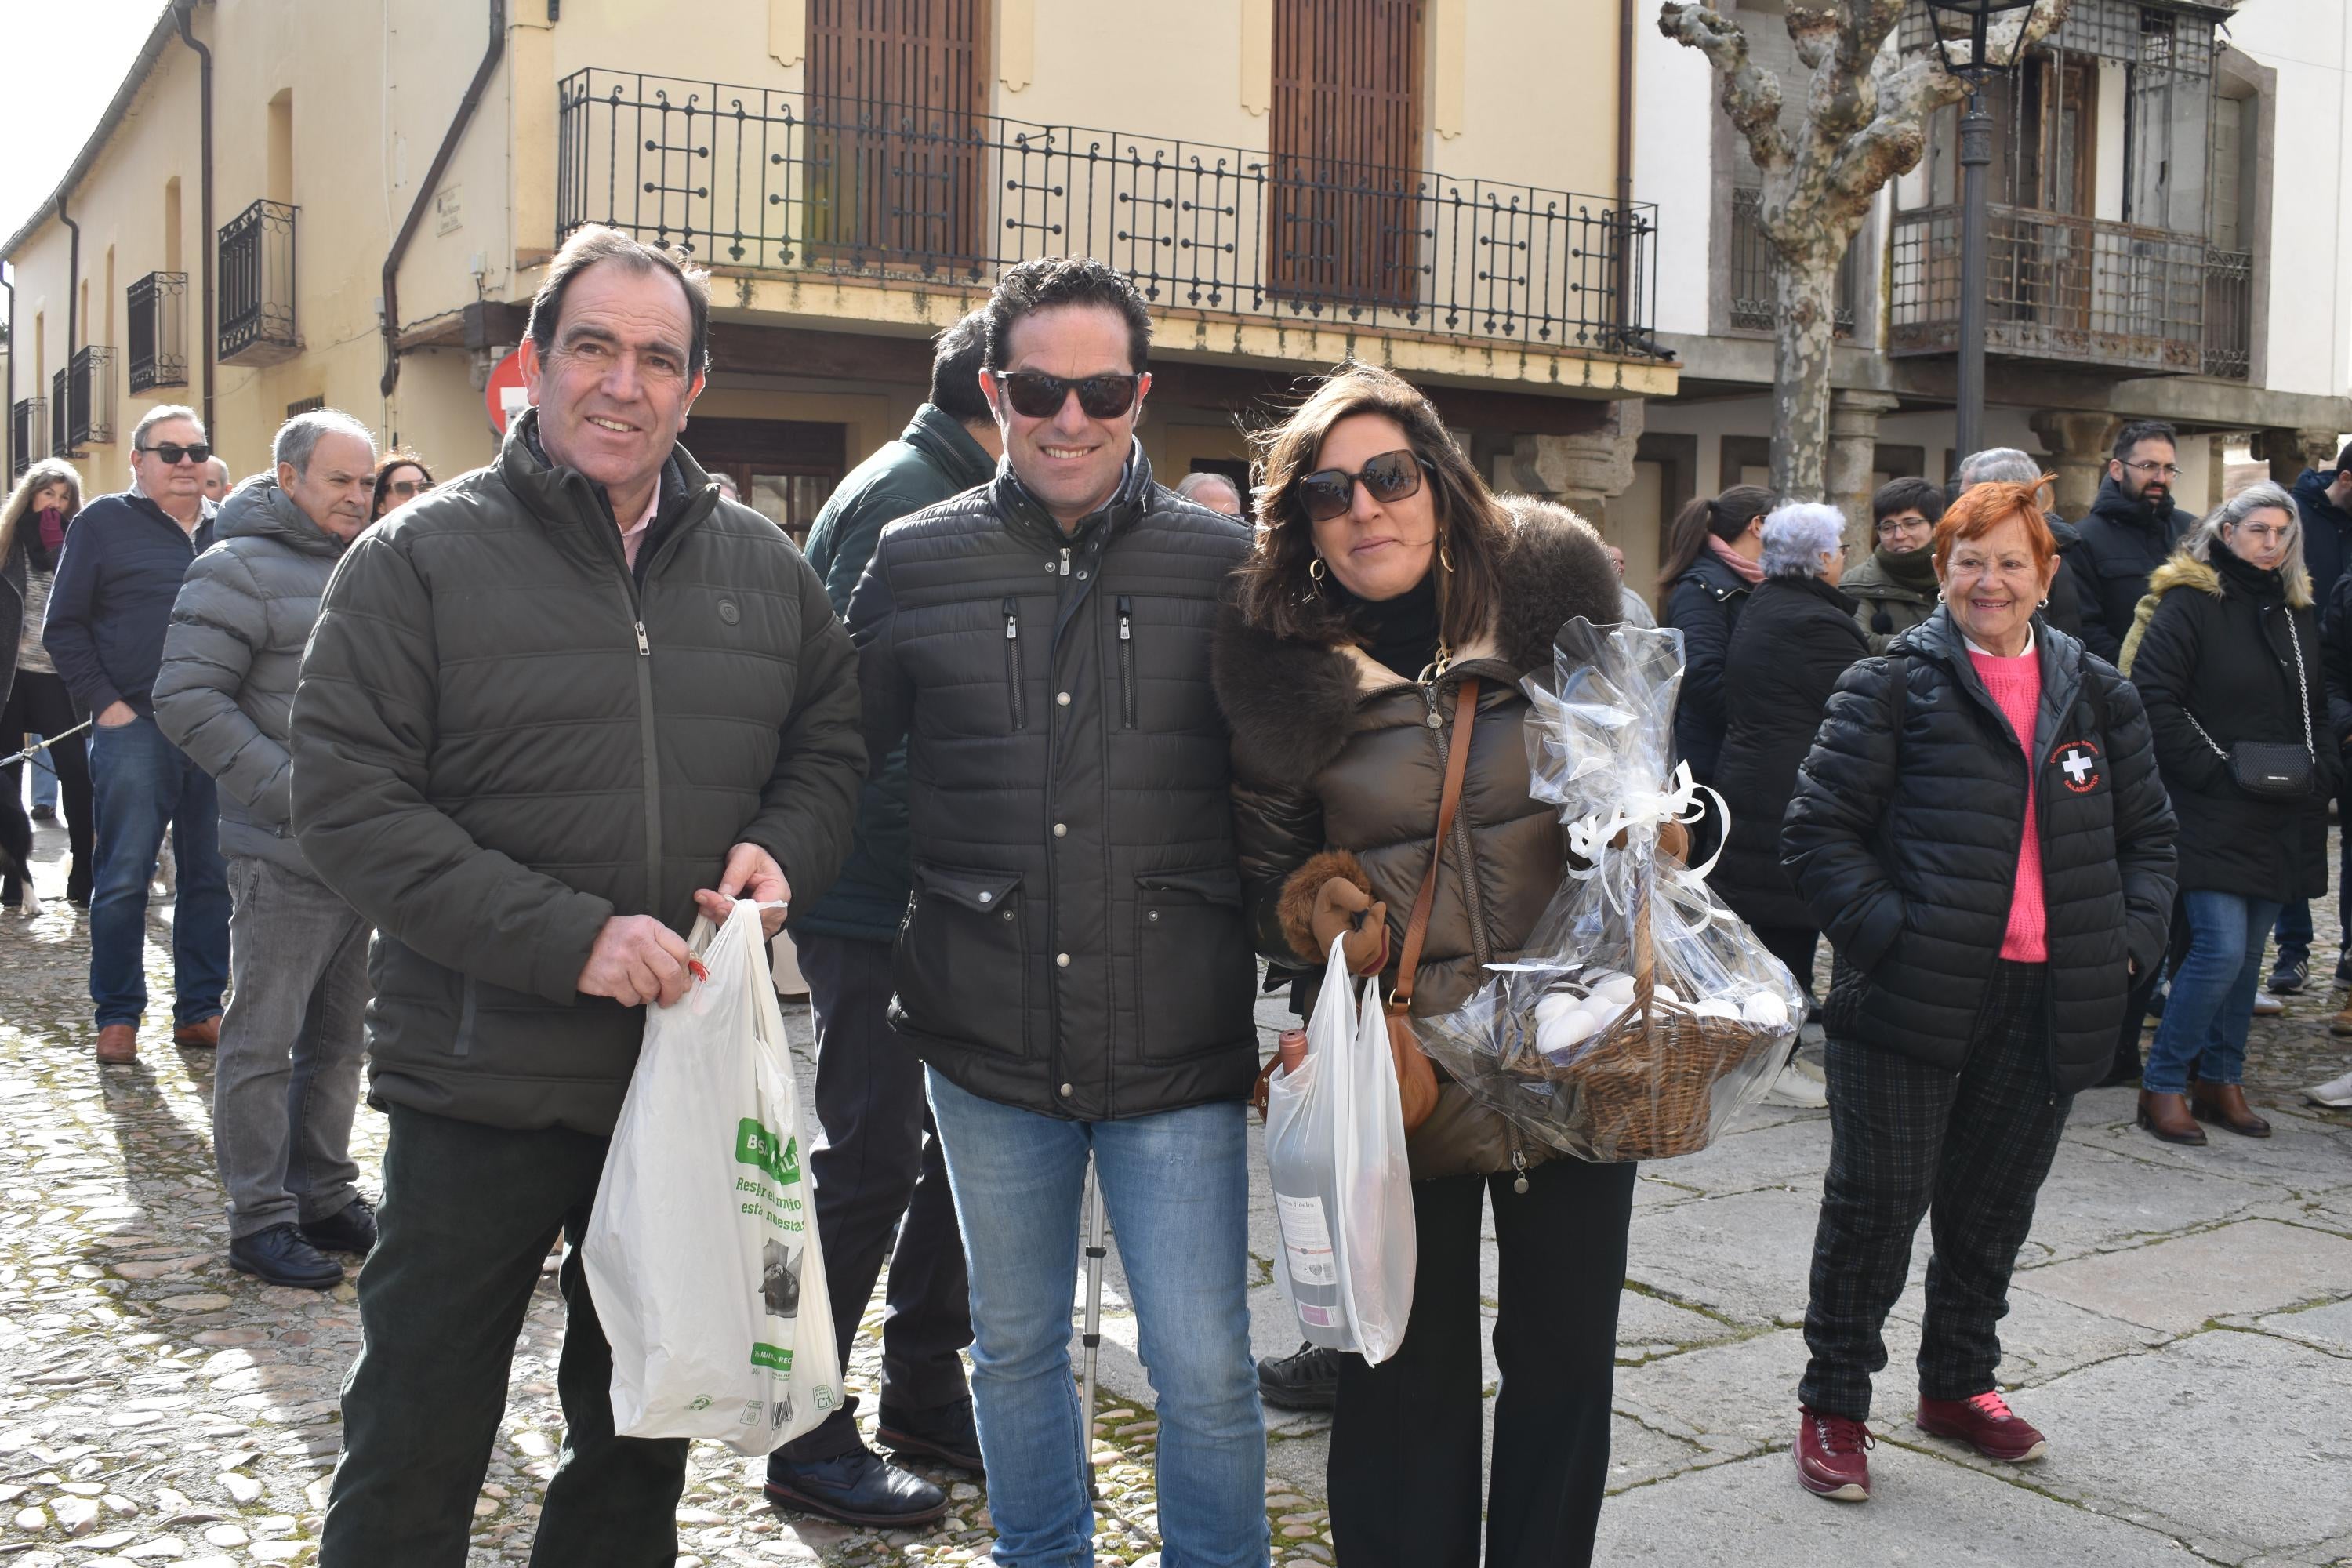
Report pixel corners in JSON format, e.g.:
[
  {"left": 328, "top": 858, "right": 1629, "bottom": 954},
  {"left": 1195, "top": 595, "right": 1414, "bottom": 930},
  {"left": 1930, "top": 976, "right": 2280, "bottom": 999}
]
[
  {"left": 129, "top": 271, "right": 189, "bottom": 392},
  {"left": 555, "top": 68, "right": 1664, "bottom": 358},
  {"left": 56, "top": 346, "right": 118, "bottom": 449},
  {"left": 1729, "top": 188, "right": 1857, "bottom": 339},
  {"left": 220, "top": 199, "right": 299, "bottom": 365},
  {"left": 8, "top": 397, "right": 43, "bottom": 477},
  {"left": 1889, "top": 204, "right": 2246, "bottom": 378}
]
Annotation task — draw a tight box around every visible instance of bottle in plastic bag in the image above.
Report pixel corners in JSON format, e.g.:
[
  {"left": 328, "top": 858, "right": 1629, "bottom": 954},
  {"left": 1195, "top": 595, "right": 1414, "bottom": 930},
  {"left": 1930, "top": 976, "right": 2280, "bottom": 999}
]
[{"left": 1264, "top": 934, "right": 1417, "bottom": 1364}]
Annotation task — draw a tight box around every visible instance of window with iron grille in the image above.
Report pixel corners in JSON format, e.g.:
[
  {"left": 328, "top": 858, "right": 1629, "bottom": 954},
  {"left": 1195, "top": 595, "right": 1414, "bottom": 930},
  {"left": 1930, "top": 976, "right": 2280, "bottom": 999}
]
[
  {"left": 128, "top": 271, "right": 188, "bottom": 392},
  {"left": 219, "top": 199, "right": 300, "bottom": 365},
  {"left": 8, "top": 398, "right": 45, "bottom": 477}
]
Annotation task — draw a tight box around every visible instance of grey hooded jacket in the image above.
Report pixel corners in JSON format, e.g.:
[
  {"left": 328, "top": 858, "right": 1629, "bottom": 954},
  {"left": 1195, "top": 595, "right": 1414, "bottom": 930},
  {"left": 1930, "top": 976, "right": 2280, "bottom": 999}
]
[{"left": 154, "top": 474, "right": 352, "bottom": 877}]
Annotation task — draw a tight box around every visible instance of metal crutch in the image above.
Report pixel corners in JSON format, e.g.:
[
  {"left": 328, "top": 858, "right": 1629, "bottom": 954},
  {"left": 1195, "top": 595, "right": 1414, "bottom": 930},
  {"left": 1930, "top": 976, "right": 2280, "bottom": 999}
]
[
  {"left": 1078, "top": 1148, "right": 1108, "bottom": 1501},
  {"left": 3, "top": 717, "right": 93, "bottom": 769}
]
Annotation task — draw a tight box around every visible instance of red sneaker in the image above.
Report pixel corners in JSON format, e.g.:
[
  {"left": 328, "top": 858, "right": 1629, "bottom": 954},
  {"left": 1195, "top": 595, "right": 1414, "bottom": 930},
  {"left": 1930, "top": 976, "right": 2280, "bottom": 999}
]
[
  {"left": 1916, "top": 1391, "right": 2048, "bottom": 1461},
  {"left": 1795, "top": 1405, "right": 1872, "bottom": 1501}
]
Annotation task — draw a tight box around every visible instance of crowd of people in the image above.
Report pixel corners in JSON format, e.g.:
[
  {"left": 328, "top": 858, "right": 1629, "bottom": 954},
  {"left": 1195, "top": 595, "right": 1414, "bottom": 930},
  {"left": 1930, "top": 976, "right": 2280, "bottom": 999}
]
[{"left": 0, "top": 223, "right": 2347, "bottom": 1567}]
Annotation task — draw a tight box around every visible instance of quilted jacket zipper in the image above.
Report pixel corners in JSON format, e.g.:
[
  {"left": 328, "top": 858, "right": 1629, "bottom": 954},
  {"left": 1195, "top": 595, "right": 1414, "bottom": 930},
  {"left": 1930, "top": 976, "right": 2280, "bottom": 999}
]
[
  {"left": 1117, "top": 595, "right": 1136, "bottom": 728},
  {"left": 1004, "top": 597, "right": 1027, "bottom": 730}
]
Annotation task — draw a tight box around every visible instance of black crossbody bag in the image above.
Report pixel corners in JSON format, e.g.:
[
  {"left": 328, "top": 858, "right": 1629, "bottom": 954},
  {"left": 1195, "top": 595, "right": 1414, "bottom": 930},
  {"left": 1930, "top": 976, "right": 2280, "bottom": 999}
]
[{"left": 2183, "top": 615, "right": 2317, "bottom": 802}]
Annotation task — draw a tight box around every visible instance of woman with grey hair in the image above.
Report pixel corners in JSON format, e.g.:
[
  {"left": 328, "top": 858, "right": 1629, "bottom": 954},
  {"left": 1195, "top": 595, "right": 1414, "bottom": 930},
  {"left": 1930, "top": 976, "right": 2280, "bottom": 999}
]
[
  {"left": 2124, "top": 480, "right": 2336, "bottom": 1144},
  {"left": 1711, "top": 504, "right": 1869, "bottom": 1085},
  {"left": 1173, "top": 469, "right": 1245, "bottom": 517}
]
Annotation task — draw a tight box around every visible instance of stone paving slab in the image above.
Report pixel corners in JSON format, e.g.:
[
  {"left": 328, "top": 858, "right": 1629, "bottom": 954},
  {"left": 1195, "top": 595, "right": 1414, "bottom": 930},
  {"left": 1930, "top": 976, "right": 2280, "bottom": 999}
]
[
  {"left": 2021, "top": 1220, "right": 2352, "bottom": 1334},
  {"left": 1993, "top": 1328, "right": 2352, "bottom": 1564},
  {"left": 1591, "top": 1445, "right": 2211, "bottom": 1564}
]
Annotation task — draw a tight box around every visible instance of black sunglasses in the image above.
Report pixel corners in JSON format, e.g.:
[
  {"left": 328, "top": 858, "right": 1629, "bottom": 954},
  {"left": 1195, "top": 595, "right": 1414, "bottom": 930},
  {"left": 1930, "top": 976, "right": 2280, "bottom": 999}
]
[
  {"left": 138, "top": 441, "right": 212, "bottom": 466},
  {"left": 989, "top": 369, "right": 1142, "bottom": 421},
  {"left": 1296, "top": 448, "right": 1424, "bottom": 523}
]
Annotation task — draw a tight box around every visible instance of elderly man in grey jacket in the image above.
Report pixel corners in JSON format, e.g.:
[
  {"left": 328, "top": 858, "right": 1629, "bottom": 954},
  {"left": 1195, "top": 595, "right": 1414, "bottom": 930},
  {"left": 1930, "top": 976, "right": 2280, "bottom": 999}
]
[{"left": 155, "top": 408, "right": 379, "bottom": 1290}]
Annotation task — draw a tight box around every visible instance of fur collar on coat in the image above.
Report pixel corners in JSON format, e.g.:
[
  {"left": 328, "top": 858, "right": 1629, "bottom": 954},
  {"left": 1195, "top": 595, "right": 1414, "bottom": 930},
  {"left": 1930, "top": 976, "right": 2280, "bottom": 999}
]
[{"left": 1214, "top": 508, "right": 1624, "bottom": 785}]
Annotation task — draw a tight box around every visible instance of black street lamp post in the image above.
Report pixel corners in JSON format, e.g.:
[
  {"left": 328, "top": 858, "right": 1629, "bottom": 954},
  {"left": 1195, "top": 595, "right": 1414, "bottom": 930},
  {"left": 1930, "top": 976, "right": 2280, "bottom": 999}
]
[{"left": 1926, "top": 0, "right": 2037, "bottom": 464}]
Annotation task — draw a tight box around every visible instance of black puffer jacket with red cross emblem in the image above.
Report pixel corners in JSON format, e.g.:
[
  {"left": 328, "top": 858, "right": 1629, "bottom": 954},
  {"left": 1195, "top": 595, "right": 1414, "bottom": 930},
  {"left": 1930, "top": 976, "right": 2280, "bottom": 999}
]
[{"left": 1780, "top": 606, "right": 2177, "bottom": 1094}]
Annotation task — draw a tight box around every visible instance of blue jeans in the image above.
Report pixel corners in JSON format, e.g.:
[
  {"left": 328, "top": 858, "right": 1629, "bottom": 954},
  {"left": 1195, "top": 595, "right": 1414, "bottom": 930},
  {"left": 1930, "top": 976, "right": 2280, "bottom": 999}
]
[
  {"left": 2145, "top": 891, "right": 2282, "bottom": 1095},
  {"left": 925, "top": 1071, "right": 1266, "bottom": 1568},
  {"left": 87, "top": 714, "right": 230, "bottom": 1029},
  {"left": 27, "top": 735, "right": 57, "bottom": 810}
]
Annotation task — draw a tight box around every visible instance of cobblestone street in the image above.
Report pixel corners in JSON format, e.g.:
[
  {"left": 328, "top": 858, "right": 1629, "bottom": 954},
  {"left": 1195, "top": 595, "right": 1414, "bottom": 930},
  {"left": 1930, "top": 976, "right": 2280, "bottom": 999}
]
[{"left": 1, "top": 816, "right": 2347, "bottom": 1566}]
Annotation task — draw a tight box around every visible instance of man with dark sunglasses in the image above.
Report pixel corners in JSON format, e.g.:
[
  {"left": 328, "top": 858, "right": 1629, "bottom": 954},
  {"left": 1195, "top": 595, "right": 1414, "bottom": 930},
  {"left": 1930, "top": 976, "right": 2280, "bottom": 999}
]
[
  {"left": 848, "top": 256, "right": 1269, "bottom": 1566},
  {"left": 44, "top": 404, "right": 230, "bottom": 1065}
]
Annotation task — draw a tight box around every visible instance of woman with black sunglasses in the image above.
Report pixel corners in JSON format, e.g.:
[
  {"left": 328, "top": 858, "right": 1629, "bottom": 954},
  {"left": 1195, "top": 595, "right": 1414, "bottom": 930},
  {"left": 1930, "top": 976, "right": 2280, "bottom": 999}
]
[
  {"left": 370, "top": 450, "right": 436, "bottom": 522},
  {"left": 1214, "top": 361, "right": 1640, "bottom": 1568}
]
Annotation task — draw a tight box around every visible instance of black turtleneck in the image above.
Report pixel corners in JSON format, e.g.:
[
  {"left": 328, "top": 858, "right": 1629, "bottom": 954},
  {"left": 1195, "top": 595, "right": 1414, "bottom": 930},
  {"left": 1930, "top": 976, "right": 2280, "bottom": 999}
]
[
  {"left": 1336, "top": 568, "right": 1442, "bottom": 681},
  {"left": 2213, "top": 541, "right": 2288, "bottom": 602}
]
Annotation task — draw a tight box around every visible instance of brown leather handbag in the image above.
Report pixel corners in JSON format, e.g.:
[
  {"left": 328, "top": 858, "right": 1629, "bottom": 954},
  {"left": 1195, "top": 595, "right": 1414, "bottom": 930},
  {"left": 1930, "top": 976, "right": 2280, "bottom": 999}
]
[{"left": 1250, "top": 677, "right": 1479, "bottom": 1132}]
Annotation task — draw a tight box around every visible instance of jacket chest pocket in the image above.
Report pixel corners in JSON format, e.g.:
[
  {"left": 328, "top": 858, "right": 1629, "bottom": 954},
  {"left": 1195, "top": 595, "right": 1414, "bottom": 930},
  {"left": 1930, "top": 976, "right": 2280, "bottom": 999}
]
[
  {"left": 895, "top": 863, "right": 1031, "bottom": 1059},
  {"left": 1134, "top": 868, "right": 1254, "bottom": 1060}
]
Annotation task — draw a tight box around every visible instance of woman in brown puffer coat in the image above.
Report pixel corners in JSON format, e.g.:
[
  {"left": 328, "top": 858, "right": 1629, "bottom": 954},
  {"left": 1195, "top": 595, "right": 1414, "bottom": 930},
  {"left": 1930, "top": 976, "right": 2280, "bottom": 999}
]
[{"left": 1213, "top": 362, "right": 1642, "bottom": 1568}]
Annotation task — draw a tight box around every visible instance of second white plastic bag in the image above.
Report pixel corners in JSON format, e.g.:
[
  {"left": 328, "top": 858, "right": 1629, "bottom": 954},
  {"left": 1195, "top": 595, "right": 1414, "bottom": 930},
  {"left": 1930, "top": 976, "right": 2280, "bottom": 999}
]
[
  {"left": 583, "top": 900, "right": 843, "bottom": 1454},
  {"left": 1264, "top": 934, "right": 1417, "bottom": 1364}
]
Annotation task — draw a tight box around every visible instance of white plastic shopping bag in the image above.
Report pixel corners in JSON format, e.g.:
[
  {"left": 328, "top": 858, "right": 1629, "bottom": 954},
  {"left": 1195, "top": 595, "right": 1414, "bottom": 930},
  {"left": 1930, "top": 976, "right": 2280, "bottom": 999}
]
[
  {"left": 1263, "top": 934, "right": 1417, "bottom": 1364},
  {"left": 583, "top": 900, "right": 842, "bottom": 1454}
]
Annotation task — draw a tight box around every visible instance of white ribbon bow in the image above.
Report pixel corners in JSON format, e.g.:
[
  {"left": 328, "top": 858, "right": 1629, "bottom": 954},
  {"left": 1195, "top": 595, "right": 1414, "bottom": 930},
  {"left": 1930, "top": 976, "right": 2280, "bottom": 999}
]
[{"left": 1564, "top": 760, "right": 1729, "bottom": 883}]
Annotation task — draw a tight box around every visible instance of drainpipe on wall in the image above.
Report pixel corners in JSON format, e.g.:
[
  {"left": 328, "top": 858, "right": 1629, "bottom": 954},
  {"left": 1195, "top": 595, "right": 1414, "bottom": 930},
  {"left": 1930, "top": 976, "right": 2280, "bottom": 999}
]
[
  {"left": 1616, "top": 0, "right": 1636, "bottom": 352},
  {"left": 173, "top": 3, "right": 215, "bottom": 439},
  {"left": 57, "top": 197, "right": 79, "bottom": 455},
  {"left": 381, "top": 0, "right": 507, "bottom": 399}
]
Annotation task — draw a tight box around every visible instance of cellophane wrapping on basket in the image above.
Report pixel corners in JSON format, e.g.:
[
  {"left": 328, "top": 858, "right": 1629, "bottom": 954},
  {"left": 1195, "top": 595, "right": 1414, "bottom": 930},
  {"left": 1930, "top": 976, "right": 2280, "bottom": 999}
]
[{"left": 1414, "top": 617, "right": 1805, "bottom": 1162}]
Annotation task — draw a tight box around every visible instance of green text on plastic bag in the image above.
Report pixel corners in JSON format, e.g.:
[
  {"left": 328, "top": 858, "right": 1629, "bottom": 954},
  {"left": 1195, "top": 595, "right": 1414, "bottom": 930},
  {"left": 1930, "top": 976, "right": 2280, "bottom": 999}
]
[{"left": 735, "top": 1119, "right": 801, "bottom": 1186}]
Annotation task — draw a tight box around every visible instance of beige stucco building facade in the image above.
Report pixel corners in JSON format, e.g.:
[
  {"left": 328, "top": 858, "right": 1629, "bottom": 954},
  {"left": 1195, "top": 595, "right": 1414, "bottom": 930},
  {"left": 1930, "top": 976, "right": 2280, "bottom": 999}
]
[{"left": 4, "top": 0, "right": 1674, "bottom": 546}]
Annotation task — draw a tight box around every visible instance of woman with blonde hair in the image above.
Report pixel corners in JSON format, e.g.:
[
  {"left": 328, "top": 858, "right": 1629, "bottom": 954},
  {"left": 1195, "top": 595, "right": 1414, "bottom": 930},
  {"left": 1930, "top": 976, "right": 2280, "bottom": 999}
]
[
  {"left": 1214, "top": 361, "right": 1637, "bottom": 1566},
  {"left": 1, "top": 459, "right": 92, "bottom": 906}
]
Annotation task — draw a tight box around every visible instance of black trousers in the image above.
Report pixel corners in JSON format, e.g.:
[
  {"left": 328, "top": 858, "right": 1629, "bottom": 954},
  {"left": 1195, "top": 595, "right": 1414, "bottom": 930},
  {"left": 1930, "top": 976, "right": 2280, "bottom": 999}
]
[
  {"left": 1800, "top": 961, "right": 2071, "bottom": 1420},
  {"left": 1329, "top": 1154, "right": 1637, "bottom": 1568},
  {"left": 321, "top": 1106, "right": 688, "bottom": 1567},
  {"left": 774, "top": 932, "right": 970, "bottom": 1465},
  {"left": 0, "top": 670, "right": 92, "bottom": 895}
]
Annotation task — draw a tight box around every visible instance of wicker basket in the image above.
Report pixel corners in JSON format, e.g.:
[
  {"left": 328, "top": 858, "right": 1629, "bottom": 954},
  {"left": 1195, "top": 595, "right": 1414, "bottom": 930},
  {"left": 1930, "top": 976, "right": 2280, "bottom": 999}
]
[{"left": 1508, "top": 872, "right": 1789, "bottom": 1160}]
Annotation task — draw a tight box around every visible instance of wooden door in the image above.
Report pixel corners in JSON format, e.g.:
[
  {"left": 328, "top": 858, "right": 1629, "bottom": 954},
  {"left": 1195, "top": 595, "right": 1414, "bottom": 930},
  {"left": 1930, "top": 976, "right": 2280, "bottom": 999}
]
[
  {"left": 806, "top": 0, "right": 990, "bottom": 266},
  {"left": 1269, "top": 0, "right": 1425, "bottom": 307}
]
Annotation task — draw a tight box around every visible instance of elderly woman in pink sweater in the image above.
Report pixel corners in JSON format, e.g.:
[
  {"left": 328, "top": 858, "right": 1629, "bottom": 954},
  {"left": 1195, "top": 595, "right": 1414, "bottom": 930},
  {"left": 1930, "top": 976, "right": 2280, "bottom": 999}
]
[{"left": 1778, "top": 480, "right": 2179, "bottom": 1506}]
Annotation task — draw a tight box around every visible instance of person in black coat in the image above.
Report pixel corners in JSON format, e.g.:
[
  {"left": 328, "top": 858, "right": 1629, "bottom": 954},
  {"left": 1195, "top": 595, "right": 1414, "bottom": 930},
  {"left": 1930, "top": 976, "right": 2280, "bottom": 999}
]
[
  {"left": 2123, "top": 481, "right": 2336, "bottom": 1145},
  {"left": 1780, "top": 479, "right": 2177, "bottom": 1505},
  {"left": 1661, "top": 484, "right": 1772, "bottom": 867},
  {"left": 2062, "top": 420, "right": 2186, "bottom": 663},
  {"left": 1712, "top": 502, "right": 1867, "bottom": 996},
  {"left": 2268, "top": 447, "right": 2352, "bottom": 993}
]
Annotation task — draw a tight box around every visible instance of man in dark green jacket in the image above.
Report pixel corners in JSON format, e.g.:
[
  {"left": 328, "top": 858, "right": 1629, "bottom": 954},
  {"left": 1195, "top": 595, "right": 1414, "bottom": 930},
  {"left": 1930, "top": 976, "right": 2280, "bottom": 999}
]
[
  {"left": 762, "top": 312, "right": 1000, "bottom": 1526},
  {"left": 294, "top": 227, "right": 863, "bottom": 1568}
]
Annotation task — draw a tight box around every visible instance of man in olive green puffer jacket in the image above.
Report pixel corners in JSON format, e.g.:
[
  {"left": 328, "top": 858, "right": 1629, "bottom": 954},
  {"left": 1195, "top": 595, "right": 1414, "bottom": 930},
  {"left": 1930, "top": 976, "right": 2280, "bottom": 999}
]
[{"left": 293, "top": 227, "right": 864, "bottom": 1568}]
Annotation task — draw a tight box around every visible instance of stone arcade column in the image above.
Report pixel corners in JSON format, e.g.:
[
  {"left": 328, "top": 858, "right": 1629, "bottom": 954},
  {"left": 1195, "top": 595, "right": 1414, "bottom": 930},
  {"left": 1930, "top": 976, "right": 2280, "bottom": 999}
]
[
  {"left": 1828, "top": 390, "right": 1900, "bottom": 550},
  {"left": 1495, "top": 397, "right": 1645, "bottom": 521},
  {"left": 2027, "top": 411, "right": 2118, "bottom": 521},
  {"left": 2253, "top": 426, "right": 2345, "bottom": 490}
]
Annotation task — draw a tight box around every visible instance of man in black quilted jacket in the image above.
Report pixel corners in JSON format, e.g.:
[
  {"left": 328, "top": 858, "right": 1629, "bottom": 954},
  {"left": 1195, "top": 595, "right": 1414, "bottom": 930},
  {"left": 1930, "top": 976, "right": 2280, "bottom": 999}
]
[
  {"left": 292, "top": 226, "right": 864, "bottom": 1567},
  {"left": 848, "top": 258, "right": 1267, "bottom": 1566}
]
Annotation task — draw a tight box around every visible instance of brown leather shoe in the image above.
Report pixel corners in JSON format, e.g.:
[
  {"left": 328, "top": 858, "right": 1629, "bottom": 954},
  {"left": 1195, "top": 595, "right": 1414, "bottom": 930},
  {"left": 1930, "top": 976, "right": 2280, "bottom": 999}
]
[
  {"left": 2331, "top": 1004, "right": 2352, "bottom": 1039},
  {"left": 172, "top": 1016, "right": 221, "bottom": 1050},
  {"left": 2136, "top": 1090, "right": 2207, "bottom": 1145},
  {"left": 95, "top": 1024, "right": 138, "bottom": 1065},
  {"left": 2190, "top": 1081, "right": 2272, "bottom": 1138}
]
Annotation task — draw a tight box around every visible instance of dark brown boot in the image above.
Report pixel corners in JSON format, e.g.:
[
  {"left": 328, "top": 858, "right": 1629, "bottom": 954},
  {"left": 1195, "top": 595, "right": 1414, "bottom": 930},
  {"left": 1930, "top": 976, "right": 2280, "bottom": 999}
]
[
  {"left": 2136, "top": 1090, "right": 2206, "bottom": 1145},
  {"left": 2190, "top": 1081, "right": 2272, "bottom": 1138}
]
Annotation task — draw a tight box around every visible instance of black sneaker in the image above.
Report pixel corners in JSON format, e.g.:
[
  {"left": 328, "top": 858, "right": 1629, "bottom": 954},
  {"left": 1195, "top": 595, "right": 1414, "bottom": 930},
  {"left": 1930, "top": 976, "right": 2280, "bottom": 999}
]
[
  {"left": 2270, "top": 955, "right": 2310, "bottom": 995},
  {"left": 764, "top": 1447, "right": 947, "bottom": 1527},
  {"left": 1258, "top": 1341, "right": 1350, "bottom": 1412},
  {"left": 229, "top": 1224, "right": 347, "bottom": 1290},
  {"left": 30, "top": 805, "right": 55, "bottom": 822},
  {"left": 2336, "top": 953, "right": 2352, "bottom": 987},
  {"left": 877, "top": 1395, "right": 982, "bottom": 1473},
  {"left": 301, "top": 1196, "right": 378, "bottom": 1256}
]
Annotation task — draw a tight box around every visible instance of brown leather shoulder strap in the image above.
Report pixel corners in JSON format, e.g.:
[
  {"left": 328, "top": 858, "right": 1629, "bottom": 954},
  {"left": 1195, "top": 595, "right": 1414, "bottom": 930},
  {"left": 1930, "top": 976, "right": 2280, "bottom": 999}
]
[{"left": 1392, "top": 675, "right": 1479, "bottom": 1012}]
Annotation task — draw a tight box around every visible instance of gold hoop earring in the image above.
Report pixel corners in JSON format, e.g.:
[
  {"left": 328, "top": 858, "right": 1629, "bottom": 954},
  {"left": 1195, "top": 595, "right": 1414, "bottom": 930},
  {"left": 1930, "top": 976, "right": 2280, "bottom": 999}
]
[
  {"left": 1308, "top": 557, "right": 1326, "bottom": 583},
  {"left": 1439, "top": 539, "right": 1454, "bottom": 572}
]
